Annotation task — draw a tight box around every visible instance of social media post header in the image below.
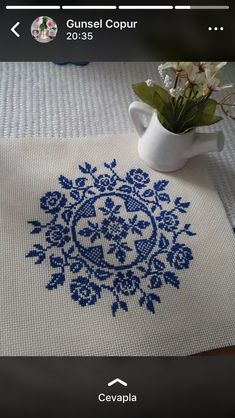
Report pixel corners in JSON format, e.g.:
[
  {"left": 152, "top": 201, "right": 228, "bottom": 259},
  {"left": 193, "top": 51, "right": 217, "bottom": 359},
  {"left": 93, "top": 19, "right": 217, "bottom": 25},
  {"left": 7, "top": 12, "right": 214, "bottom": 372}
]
[{"left": 0, "top": 0, "right": 234, "bottom": 60}]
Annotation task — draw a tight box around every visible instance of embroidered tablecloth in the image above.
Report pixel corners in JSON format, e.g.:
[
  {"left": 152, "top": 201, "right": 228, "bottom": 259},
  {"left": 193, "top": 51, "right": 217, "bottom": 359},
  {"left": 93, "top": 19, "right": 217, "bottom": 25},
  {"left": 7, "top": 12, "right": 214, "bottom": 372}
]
[{"left": 1, "top": 135, "right": 235, "bottom": 355}]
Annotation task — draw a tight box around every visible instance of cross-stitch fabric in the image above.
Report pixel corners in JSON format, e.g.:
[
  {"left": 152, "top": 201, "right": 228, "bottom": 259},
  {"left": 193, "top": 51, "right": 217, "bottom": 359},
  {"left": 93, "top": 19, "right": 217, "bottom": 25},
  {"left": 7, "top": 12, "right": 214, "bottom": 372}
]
[{"left": 1, "top": 135, "right": 235, "bottom": 355}]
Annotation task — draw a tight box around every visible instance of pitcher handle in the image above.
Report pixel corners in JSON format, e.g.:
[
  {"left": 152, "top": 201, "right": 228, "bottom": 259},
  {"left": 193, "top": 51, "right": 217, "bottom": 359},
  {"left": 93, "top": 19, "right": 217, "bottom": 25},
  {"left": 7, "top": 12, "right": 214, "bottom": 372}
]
[{"left": 129, "top": 101, "right": 153, "bottom": 137}]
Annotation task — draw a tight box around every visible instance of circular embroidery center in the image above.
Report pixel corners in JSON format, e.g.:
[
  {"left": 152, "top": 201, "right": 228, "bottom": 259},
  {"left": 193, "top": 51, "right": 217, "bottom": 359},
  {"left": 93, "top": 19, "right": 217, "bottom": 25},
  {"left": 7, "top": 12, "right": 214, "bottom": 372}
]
[{"left": 71, "top": 193, "right": 156, "bottom": 270}]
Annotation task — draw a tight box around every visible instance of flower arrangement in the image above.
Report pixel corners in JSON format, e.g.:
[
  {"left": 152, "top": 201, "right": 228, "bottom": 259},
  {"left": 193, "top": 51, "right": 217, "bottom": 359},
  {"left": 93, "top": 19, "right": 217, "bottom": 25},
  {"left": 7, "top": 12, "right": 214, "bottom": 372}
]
[{"left": 132, "top": 62, "right": 235, "bottom": 134}]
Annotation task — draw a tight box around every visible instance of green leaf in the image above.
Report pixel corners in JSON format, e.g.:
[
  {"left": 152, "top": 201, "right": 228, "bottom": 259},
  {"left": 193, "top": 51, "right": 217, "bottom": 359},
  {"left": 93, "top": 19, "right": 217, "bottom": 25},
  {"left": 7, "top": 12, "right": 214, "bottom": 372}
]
[
  {"left": 157, "top": 112, "right": 173, "bottom": 131},
  {"left": 132, "top": 82, "right": 175, "bottom": 130},
  {"left": 39, "top": 23, "right": 46, "bottom": 31}
]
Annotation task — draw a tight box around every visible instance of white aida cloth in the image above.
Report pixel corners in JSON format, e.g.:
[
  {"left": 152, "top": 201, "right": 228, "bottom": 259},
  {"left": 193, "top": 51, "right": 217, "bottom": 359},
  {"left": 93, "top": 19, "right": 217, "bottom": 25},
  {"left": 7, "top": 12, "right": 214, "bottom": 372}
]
[
  {"left": 0, "top": 62, "right": 234, "bottom": 228},
  {"left": 1, "top": 135, "right": 235, "bottom": 356}
]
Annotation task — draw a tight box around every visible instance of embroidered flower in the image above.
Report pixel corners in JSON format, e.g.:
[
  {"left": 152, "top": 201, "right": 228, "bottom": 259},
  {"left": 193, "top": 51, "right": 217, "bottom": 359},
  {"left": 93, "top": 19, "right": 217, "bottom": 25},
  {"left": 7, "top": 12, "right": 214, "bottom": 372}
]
[
  {"left": 70, "top": 277, "right": 101, "bottom": 306},
  {"left": 45, "top": 224, "right": 70, "bottom": 247},
  {"left": 40, "top": 191, "right": 66, "bottom": 214},
  {"left": 47, "top": 19, "right": 54, "bottom": 29},
  {"left": 157, "top": 210, "right": 180, "bottom": 232},
  {"left": 152, "top": 258, "right": 165, "bottom": 272},
  {"left": 100, "top": 215, "right": 129, "bottom": 241},
  {"left": 114, "top": 270, "right": 140, "bottom": 296},
  {"left": 126, "top": 168, "right": 150, "bottom": 189},
  {"left": 167, "top": 243, "right": 193, "bottom": 270},
  {"left": 94, "top": 174, "right": 116, "bottom": 192}
]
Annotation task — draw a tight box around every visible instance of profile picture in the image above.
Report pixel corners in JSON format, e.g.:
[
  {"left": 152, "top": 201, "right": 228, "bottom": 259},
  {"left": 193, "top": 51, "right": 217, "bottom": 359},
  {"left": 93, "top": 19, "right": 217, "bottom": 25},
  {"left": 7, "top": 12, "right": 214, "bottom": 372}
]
[{"left": 31, "top": 16, "right": 58, "bottom": 43}]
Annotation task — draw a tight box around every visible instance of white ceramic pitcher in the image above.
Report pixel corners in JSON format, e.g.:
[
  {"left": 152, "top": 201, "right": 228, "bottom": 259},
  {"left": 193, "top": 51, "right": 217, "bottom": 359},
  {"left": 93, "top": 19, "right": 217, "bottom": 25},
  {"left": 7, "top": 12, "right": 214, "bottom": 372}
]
[{"left": 129, "top": 101, "right": 225, "bottom": 172}]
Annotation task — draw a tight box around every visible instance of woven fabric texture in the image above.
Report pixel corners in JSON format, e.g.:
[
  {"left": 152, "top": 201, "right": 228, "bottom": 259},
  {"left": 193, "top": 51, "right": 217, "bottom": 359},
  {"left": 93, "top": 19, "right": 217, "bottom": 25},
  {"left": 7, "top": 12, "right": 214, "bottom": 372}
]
[
  {"left": 1, "top": 135, "right": 235, "bottom": 356},
  {"left": 0, "top": 62, "right": 234, "bottom": 228}
]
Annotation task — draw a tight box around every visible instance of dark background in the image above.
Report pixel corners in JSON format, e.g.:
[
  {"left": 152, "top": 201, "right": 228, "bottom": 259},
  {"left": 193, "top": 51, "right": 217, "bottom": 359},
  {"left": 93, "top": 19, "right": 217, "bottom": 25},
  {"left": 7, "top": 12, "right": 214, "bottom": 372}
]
[
  {"left": 1, "top": 357, "right": 235, "bottom": 418},
  {"left": 1, "top": 0, "right": 234, "bottom": 60}
]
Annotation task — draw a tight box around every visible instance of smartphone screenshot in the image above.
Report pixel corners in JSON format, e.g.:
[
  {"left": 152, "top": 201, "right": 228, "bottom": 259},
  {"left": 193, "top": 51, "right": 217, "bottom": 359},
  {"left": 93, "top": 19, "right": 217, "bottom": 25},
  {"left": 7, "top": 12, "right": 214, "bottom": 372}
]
[{"left": 0, "top": 1, "right": 235, "bottom": 417}]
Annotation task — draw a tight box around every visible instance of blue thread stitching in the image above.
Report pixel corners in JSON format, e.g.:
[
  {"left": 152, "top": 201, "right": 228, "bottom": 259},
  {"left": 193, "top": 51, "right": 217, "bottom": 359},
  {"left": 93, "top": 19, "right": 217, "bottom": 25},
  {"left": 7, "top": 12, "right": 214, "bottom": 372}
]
[{"left": 26, "top": 160, "right": 196, "bottom": 316}]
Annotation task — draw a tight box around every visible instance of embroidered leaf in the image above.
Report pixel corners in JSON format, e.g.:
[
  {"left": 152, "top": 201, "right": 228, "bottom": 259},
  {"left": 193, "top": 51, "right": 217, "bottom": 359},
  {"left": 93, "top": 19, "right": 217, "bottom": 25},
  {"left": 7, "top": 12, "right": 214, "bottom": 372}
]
[
  {"left": 116, "top": 248, "right": 126, "bottom": 263},
  {"left": 146, "top": 293, "right": 161, "bottom": 313},
  {"left": 26, "top": 248, "right": 45, "bottom": 265},
  {"left": 154, "top": 180, "right": 169, "bottom": 191},
  {"left": 59, "top": 175, "right": 73, "bottom": 189},
  {"left": 139, "top": 295, "right": 146, "bottom": 306},
  {"left": 31, "top": 227, "right": 42, "bottom": 234},
  {"left": 119, "top": 301, "right": 128, "bottom": 312},
  {"left": 70, "top": 262, "right": 83, "bottom": 273},
  {"left": 174, "top": 197, "right": 182, "bottom": 205},
  {"left": 95, "top": 269, "right": 113, "bottom": 280},
  {"left": 174, "top": 197, "right": 190, "bottom": 212},
  {"left": 130, "top": 226, "right": 142, "bottom": 235},
  {"left": 164, "top": 271, "right": 180, "bottom": 289},
  {"left": 46, "top": 273, "right": 65, "bottom": 290},
  {"left": 26, "top": 250, "right": 38, "bottom": 257},
  {"left": 91, "top": 167, "right": 97, "bottom": 173},
  {"left": 61, "top": 209, "right": 73, "bottom": 225},
  {"left": 70, "top": 189, "right": 81, "bottom": 201},
  {"left": 142, "top": 189, "right": 154, "bottom": 198},
  {"left": 185, "top": 230, "right": 197, "bottom": 236},
  {"left": 88, "top": 220, "right": 98, "bottom": 229},
  {"left": 68, "top": 245, "right": 75, "bottom": 255},
  {"left": 179, "top": 201, "right": 190, "bottom": 209},
  {"left": 118, "top": 185, "right": 132, "bottom": 193},
  {"left": 90, "top": 232, "right": 100, "bottom": 243},
  {"left": 113, "top": 205, "right": 122, "bottom": 214},
  {"left": 104, "top": 159, "right": 116, "bottom": 169},
  {"left": 137, "top": 266, "right": 146, "bottom": 273},
  {"left": 28, "top": 220, "right": 42, "bottom": 234},
  {"left": 28, "top": 220, "right": 41, "bottom": 227},
  {"left": 33, "top": 244, "right": 44, "bottom": 250},
  {"left": 75, "top": 177, "right": 86, "bottom": 187},
  {"left": 122, "top": 243, "right": 132, "bottom": 251},
  {"left": 79, "top": 162, "right": 92, "bottom": 174},
  {"left": 148, "top": 293, "right": 161, "bottom": 303},
  {"left": 107, "top": 244, "right": 116, "bottom": 255},
  {"left": 159, "top": 233, "right": 169, "bottom": 250},
  {"left": 146, "top": 299, "right": 155, "bottom": 314},
  {"left": 158, "top": 193, "right": 170, "bottom": 203},
  {"left": 137, "top": 220, "right": 150, "bottom": 229},
  {"left": 112, "top": 301, "right": 119, "bottom": 316},
  {"left": 50, "top": 255, "right": 64, "bottom": 268},
  {"left": 184, "top": 223, "right": 191, "bottom": 230},
  {"left": 148, "top": 275, "right": 162, "bottom": 289},
  {"left": 79, "top": 227, "right": 93, "bottom": 237}
]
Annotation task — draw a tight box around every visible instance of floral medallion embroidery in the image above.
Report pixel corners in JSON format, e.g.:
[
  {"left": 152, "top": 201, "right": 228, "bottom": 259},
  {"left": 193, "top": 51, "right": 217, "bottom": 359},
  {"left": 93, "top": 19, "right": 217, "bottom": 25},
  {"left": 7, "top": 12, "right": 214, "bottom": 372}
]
[{"left": 26, "top": 160, "right": 196, "bottom": 316}]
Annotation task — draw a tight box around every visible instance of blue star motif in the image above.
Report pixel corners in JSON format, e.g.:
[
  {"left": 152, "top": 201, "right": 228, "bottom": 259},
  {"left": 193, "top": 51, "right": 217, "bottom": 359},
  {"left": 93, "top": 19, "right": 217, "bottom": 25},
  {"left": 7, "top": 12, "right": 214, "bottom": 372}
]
[{"left": 26, "top": 159, "right": 196, "bottom": 317}]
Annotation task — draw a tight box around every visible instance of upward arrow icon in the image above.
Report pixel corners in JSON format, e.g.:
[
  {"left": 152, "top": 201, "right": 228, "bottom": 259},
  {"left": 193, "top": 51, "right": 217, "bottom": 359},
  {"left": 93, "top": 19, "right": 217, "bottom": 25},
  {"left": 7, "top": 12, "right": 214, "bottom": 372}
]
[{"left": 108, "top": 378, "right": 127, "bottom": 387}]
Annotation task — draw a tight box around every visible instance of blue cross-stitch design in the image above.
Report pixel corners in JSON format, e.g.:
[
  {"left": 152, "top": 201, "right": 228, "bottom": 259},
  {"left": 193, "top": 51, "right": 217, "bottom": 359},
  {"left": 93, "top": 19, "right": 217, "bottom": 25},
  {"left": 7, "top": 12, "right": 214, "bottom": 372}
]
[{"left": 26, "top": 159, "right": 196, "bottom": 317}]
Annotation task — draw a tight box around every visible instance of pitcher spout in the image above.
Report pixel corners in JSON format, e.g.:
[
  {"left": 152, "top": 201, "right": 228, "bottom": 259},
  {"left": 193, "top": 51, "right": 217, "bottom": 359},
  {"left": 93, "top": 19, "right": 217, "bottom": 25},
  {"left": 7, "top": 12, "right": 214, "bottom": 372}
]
[{"left": 184, "top": 131, "right": 225, "bottom": 159}]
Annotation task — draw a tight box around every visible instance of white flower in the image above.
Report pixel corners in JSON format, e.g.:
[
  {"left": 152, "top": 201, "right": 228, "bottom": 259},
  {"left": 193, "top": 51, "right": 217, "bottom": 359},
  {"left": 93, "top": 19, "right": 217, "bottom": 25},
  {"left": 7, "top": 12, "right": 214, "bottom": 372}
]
[
  {"left": 145, "top": 79, "right": 154, "bottom": 87},
  {"left": 202, "top": 68, "right": 233, "bottom": 94},
  {"left": 199, "top": 62, "right": 227, "bottom": 74},
  {"left": 169, "top": 87, "right": 184, "bottom": 98},
  {"left": 164, "top": 74, "right": 173, "bottom": 89},
  {"left": 158, "top": 61, "right": 196, "bottom": 75}
]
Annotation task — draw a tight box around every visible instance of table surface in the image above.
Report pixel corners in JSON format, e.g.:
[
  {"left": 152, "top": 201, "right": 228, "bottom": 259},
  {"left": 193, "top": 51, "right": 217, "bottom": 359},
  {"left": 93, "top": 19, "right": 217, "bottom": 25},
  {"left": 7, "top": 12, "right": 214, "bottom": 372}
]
[{"left": 0, "top": 61, "right": 234, "bottom": 356}]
